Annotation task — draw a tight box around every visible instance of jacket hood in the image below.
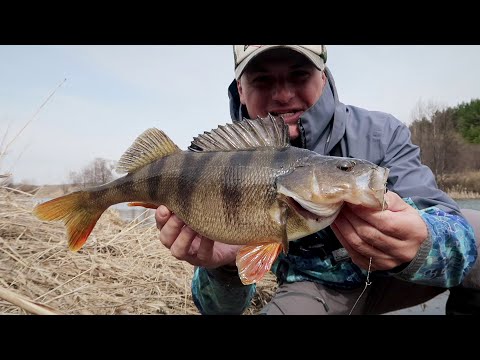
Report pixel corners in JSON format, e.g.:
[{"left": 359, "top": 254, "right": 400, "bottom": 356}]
[{"left": 227, "top": 67, "right": 347, "bottom": 155}]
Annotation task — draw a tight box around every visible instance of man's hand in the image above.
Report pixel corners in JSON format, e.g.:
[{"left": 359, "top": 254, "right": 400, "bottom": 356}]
[
  {"left": 155, "top": 206, "right": 240, "bottom": 269},
  {"left": 331, "top": 191, "right": 428, "bottom": 271}
]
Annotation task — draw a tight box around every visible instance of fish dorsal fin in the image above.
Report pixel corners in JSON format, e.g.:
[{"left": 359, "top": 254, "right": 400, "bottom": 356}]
[
  {"left": 188, "top": 114, "right": 290, "bottom": 152},
  {"left": 116, "top": 128, "right": 180, "bottom": 174}
]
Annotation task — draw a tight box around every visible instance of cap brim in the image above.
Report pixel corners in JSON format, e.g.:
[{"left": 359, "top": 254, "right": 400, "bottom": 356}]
[{"left": 235, "top": 45, "right": 325, "bottom": 80}]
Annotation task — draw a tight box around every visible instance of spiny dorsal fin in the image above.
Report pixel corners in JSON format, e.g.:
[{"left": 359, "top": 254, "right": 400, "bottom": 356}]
[
  {"left": 116, "top": 128, "right": 180, "bottom": 174},
  {"left": 188, "top": 114, "right": 290, "bottom": 152}
]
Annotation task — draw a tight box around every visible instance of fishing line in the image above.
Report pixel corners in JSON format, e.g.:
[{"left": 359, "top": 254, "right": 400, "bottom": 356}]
[
  {"left": 348, "top": 256, "right": 372, "bottom": 315},
  {"left": 348, "top": 187, "right": 387, "bottom": 314},
  {"left": 382, "top": 188, "right": 389, "bottom": 211}
]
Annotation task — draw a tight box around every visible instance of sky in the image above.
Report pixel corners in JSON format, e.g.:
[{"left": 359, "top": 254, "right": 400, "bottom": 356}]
[{"left": 1, "top": 45, "right": 480, "bottom": 185}]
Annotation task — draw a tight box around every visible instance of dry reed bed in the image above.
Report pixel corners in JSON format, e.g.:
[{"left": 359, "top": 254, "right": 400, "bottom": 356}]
[
  {"left": 443, "top": 171, "right": 480, "bottom": 198},
  {"left": 447, "top": 190, "right": 480, "bottom": 200},
  {"left": 0, "top": 188, "right": 277, "bottom": 315}
]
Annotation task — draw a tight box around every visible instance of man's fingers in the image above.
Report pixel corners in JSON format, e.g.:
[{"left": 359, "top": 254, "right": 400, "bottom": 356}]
[
  {"left": 345, "top": 192, "right": 408, "bottom": 237},
  {"left": 170, "top": 225, "right": 198, "bottom": 259},
  {"left": 196, "top": 236, "right": 215, "bottom": 262},
  {"left": 341, "top": 206, "right": 398, "bottom": 253},
  {"left": 333, "top": 213, "right": 385, "bottom": 259},
  {"left": 353, "top": 191, "right": 405, "bottom": 213},
  {"left": 188, "top": 236, "right": 202, "bottom": 257},
  {"left": 155, "top": 205, "right": 171, "bottom": 230},
  {"left": 158, "top": 214, "right": 185, "bottom": 249},
  {"left": 331, "top": 222, "right": 372, "bottom": 270}
]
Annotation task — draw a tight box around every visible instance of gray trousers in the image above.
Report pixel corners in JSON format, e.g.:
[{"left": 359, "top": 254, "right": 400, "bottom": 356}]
[{"left": 260, "top": 208, "right": 479, "bottom": 315}]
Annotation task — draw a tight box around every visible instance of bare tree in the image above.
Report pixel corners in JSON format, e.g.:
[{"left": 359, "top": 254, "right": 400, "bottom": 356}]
[
  {"left": 409, "top": 99, "right": 460, "bottom": 187},
  {"left": 432, "top": 108, "right": 461, "bottom": 186},
  {"left": 92, "top": 158, "right": 115, "bottom": 184},
  {"left": 68, "top": 158, "right": 116, "bottom": 188}
]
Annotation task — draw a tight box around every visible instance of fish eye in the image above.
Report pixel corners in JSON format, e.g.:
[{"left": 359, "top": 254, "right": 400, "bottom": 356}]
[{"left": 337, "top": 160, "right": 356, "bottom": 172}]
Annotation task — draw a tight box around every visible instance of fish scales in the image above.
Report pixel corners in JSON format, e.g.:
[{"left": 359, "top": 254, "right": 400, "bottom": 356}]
[
  {"left": 95, "top": 148, "right": 302, "bottom": 245},
  {"left": 33, "top": 115, "right": 389, "bottom": 285},
  {"left": 73, "top": 149, "right": 279, "bottom": 242}
]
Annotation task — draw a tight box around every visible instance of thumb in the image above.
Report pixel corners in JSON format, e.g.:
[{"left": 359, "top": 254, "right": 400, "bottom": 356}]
[{"left": 384, "top": 191, "right": 409, "bottom": 212}]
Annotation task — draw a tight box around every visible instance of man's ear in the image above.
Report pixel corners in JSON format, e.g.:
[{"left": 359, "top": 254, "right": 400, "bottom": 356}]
[{"left": 237, "top": 79, "right": 246, "bottom": 104}]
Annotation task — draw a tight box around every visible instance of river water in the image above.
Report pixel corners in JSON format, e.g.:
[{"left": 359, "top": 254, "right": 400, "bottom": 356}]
[{"left": 455, "top": 199, "right": 480, "bottom": 211}]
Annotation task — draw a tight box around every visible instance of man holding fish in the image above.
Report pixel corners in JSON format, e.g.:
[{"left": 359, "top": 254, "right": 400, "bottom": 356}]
[{"left": 156, "top": 45, "right": 480, "bottom": 315}]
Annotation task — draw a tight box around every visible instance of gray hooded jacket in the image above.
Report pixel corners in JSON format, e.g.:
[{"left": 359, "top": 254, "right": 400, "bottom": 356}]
[
  {"left": 228, "top": 67, "right": 460, "bottom": 214},
  {"left": 190, "top": 69, "right": 477, "bottom": 314}
]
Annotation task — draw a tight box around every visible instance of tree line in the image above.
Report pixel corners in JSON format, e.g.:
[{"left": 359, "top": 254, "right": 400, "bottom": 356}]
[
  {"left": 68, "top": 157, "right": 116, "bottom": 188},
  {"left": 409, "top": 98, "right": 480, "bottom": 193}
]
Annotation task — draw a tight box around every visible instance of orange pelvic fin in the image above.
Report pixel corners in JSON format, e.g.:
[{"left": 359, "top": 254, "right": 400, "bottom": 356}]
[
  {"left": 33, "top": 192, "right": 105, "bottom": 252},
  {"left": 236, "top": 242, "right": 283, "bottom": 285},
  {"left": 127, "top": 202, "right": 158, "bottom": 210}
]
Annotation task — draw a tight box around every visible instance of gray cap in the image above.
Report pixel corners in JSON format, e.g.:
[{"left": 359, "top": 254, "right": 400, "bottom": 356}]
[{"left": 233, "top": 45, "right": 327, "bottom": 80}]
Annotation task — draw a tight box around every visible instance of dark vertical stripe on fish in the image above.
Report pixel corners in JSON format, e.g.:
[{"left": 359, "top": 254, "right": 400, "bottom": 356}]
[
  {"left": 222, "top": 150, "right": 255, "bottom": 224},
  {"left": 272, "top": 147, "right": 289, "bottom": 170},
  {"left": 147, "top": 160, "right": 163, "bottom": 202},
  {"left": 177, "top": 151, "right": 216, "bottom": 220},
  {"left": 118, "top": 177, "right": 135, "bottom": 201},
  {"left": 273, "top": 146, "right": 306, "bottom": 175}
]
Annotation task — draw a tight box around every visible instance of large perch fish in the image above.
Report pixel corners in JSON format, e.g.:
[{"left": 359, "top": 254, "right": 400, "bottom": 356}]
[{"left": 33, "top": 115, "right": 389, "bottom": 285}]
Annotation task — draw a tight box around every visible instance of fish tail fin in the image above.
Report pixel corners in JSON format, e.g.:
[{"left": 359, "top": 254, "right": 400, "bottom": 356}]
[
  {"left": 236, "top": 242, "right": 283, "bottom": 285},
  {"left": 33, "top": 191, "right": 106, "bottom": 251}
]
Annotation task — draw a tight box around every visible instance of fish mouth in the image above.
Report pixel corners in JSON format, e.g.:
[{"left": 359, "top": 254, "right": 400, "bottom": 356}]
[
  {"left": 279, "top": 194, "right": 342, "bottom": 223},
  {"left": 369, "top": 166, "right": 390, "bottom": 209},
  {"left": 340, "top": 166, "right": 389, "bottom": 210}
]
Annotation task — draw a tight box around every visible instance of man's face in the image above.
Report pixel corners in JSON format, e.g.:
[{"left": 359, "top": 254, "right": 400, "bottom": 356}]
[{"left": 237, "top": 49, "right": 326, "bottom": 140}]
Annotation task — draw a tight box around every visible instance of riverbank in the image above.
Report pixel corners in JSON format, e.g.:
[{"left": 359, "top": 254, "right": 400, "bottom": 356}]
[
  {"left": 442, "top": 171, "right": 480, "bottom": 198},
  {"left": 449, "top": 191, "right": 480, "bottom": 200}
]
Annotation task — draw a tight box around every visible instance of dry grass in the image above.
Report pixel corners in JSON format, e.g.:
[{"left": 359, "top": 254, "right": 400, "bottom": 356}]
[
  {"left": 0, "top": 187, "right": 277, "bottom": 315},
  {"left": 447, "top": 190, "right": 480, "bottom": 200},
  {"left": 442, "top": 171, "right": 480, "bottom": 198}
]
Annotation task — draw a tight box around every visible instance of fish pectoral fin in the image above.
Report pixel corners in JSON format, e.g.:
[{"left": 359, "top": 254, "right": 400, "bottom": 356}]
[
  {"left": 127, "top": 202, "right": 158, "bottom": 210},
  {"left": 236, "top": 242, "right": 283, "bottom": 285}
]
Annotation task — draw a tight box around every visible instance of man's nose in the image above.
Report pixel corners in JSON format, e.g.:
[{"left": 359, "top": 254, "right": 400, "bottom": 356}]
[{"left": 271, "top": 81, "right": 294, "bottom": 102}]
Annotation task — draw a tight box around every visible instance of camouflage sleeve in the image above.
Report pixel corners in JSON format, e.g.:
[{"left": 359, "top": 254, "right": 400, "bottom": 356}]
[
  {"left": 191, "top": 266, "right": 256, "bottom": 315},
  {"left": 393, "top": 199, "right": 477, "bottom": 287}
]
